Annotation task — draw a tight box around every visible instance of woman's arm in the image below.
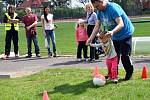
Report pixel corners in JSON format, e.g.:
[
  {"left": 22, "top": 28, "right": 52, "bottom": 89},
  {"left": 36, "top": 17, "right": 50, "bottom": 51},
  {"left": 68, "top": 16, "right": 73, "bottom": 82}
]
[{"left": 86, "top": 20, "right": 101, "bottom": 45}]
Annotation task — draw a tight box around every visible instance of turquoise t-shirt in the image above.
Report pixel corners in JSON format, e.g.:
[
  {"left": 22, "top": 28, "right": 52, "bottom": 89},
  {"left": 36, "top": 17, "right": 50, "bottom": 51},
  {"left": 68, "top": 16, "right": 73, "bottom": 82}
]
[{"left": 97, "top": 2, "right": 134, "bottom": 41}]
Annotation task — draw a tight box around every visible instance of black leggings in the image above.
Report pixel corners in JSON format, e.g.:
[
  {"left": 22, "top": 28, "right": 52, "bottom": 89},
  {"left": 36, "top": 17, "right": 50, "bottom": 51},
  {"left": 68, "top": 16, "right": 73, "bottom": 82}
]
[
  {"left": 5, "top": 30, "right": 18, "bottom": 55},
  {"left": 87, "top": 25, "right": 99, "bottom": 59}
]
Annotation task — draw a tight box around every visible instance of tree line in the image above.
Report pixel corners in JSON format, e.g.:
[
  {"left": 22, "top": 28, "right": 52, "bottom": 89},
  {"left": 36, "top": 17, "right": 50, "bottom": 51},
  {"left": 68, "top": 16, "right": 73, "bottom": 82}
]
[{"left": 0, "top": 0, "right": 149, "bottom": 21}]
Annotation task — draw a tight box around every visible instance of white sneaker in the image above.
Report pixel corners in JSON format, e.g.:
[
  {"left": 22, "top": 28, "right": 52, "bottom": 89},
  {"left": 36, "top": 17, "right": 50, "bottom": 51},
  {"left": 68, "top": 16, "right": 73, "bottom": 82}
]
[
  {"left": 77, "top": 58, "right": 82, "bottom": 61},
  {"left": 83, "top": 58, "right": 88, "bottom": 61}
]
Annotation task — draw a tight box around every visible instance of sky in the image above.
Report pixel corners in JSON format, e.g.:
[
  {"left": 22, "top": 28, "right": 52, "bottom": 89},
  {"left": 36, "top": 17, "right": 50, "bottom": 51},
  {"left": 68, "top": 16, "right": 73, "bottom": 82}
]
[{"left": 71, "top": 0, "right": 85, "bottom": 8}]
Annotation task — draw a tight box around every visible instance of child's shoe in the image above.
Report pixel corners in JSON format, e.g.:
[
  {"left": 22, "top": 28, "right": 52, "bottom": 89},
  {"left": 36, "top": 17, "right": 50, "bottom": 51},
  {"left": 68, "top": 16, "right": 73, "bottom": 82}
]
[
  {"left": 77, "top": 58, "right": 82, "bottom": 61},
  {"left": 105, "top": 76, "right": 111, "bottom": 81},
  {"left": 83, "top": 58, "right": 89, "bottom": 61},
  {"left": 15, "top": 54, "right": 19, "bottom": 58},
  {"left": 112, "top": 79, "right": 118, "bottom": 84},
  {"left": 2, "top": 55, "right": 9, "bottom": 60}
]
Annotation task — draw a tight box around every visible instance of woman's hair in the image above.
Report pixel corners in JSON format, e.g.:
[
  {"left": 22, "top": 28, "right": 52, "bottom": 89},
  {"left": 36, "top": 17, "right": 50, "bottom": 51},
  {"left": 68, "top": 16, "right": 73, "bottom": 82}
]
[
  {"left": 75, "top": 23, "right": 79, "bottom": 30},
  {"left": 91, "top": 0, "right": 108, "bottom": 4},
  {"left": 84, "top": 3, "right": 94, "bottom": 12},
  {"left": 8, "top": 5, "right": 15, "bottom": 18},
  {"left": 43, "top": 6, "right": 49, "bottom": 23}
]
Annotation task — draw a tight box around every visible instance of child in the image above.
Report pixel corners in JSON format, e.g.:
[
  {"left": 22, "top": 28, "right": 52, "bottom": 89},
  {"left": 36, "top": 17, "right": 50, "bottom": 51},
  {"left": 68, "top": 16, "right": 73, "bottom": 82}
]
[
  {"left": 75, "top": 19, "right": 88, "bottom": 61},
  {"left": 90, "top": 32, "right": 118, "bottom": 83}
]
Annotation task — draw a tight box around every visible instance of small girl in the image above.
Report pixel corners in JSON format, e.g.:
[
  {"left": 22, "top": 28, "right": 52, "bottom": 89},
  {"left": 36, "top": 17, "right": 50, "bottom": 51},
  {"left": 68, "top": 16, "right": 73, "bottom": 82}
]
[
  {"left": 75, "top": 19, "right": 88, "bottom": 61},
  {"left": 90, "top": 32, "right": 118, "bottom": 83}
]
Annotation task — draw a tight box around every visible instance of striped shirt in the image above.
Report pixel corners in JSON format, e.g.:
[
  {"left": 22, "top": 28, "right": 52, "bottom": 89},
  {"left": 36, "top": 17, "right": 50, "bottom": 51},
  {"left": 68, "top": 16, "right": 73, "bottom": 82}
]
[{"left": 90, "top": 39, "right": 117, "bottom": 59}]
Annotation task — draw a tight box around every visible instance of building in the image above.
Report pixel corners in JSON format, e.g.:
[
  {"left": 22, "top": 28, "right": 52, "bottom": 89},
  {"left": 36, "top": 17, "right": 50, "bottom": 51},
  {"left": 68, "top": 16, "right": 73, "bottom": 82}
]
[
  {"left": 17, "top": 0, "right": 51, "bottom": 16},
  {"left": 140, "top": 0, "right": 150, "bottom": 10}
]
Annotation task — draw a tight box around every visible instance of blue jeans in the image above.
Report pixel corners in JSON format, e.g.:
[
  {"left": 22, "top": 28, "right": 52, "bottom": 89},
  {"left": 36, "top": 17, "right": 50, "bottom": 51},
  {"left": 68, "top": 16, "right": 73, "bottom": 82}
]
[
  {"left": 27, "top": 35, "right": 40, "bottom": 56},
  {"left": 45, "top": 30, "right": 56, "bottom": 53}
]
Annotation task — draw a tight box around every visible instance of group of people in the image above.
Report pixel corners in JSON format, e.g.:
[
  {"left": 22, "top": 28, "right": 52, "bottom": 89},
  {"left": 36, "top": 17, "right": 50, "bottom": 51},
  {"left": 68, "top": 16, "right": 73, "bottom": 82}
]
[
  {"left": 75, "top": 3, "right": 102, "bottom": 62},
  {"left": 2, "top": 5, "right": 57, "bottom": 59},
  {"left": 2, "top": 0, "right": 134, "bottom": 83},
  {"left": 76, "top": 0, "right": 134, "bottom": 83}
]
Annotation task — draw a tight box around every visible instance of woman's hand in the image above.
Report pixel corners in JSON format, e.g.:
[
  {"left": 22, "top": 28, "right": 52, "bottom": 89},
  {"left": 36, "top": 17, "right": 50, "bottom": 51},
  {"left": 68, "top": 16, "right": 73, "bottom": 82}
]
[
  {"left": 86, "top": 38, "right": 92, "bottom": 46},
  {"left": 101, "top": 31, "right": 113, "bottom": 43}
]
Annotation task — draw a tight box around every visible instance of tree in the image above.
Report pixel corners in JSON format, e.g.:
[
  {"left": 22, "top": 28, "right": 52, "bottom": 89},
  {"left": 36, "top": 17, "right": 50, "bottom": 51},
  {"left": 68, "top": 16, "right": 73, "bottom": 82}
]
[
  {"left": 2, "top": 0, "right": 14, "bottom": 5},
  {"left": 52, "top": 0, "right": 71, "bottom": 8},
  {"left": 111, "top": 0, "right": 142, "bottom": 15},
  {"left": 2, "top": 0, "right": 25, "bottom": 5},
  {"left": 78, "top": 0, "right": 89, "bottom": 5},
  {"left": 0, "top": 1, "right": 3, "bottom": 21}
]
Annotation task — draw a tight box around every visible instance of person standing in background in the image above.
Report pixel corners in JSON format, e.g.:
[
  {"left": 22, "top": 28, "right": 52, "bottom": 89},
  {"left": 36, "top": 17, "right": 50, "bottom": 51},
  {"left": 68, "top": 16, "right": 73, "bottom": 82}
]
[
  {"left": 41, "top": 6, "right": 57, "bottom": 57},
  {"left": 22, "top": 7, "right": 40, "bottom": 58},
  {"left": 3, "top": 5, "right": 20, "bottom": 59},
  {"left": 85, "top": 3, "right": 99, "bottom": 62},
  {"left": 75, "top": 19, "right": 88, "bottom": 61}
]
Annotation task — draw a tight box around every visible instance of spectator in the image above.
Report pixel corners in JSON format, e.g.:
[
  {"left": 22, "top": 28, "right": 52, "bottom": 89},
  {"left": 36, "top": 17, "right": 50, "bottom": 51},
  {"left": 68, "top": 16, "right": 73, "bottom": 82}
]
[
  {"left": 75, "top": 19, "right": 88, "bottom": 61},
  {"left": 3, "top": 5, "right": 20, "bottom": 59},
  {"left": 85, "top": 3, "right": 99, "bottom": 62},
  {"left": 22, "top": 7, "right": 40, "bottom": 58},
  {"left": 87, "top": 0, "right": 134, "bottom": 80},
  {"left": 41, "top": 6, "right": 57, "bottom": 57}
]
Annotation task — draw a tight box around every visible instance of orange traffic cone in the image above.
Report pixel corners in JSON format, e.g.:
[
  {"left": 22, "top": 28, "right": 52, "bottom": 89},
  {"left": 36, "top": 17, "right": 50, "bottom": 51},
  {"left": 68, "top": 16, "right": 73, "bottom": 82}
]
[
  {"left": 93, "top": 65, "right": 99, "bottom": 78},
  {"left": 142, "top": 66, "right": 148, "bottom": 80},
  {"left": 43, "top": 90, "right": 49, "bottom": 100}
]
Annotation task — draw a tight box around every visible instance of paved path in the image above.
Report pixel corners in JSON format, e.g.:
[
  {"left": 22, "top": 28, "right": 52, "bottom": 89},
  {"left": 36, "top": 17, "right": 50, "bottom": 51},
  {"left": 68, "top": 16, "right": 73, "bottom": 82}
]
[{"left": 0, "top": 56, "right": 150, "bottom": 78}]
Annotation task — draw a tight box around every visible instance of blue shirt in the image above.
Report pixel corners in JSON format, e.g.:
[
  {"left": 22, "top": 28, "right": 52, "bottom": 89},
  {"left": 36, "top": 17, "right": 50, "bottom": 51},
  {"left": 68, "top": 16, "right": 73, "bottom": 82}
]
[{"left": 97, "top": 2, "right": 134, "bottom": 41}]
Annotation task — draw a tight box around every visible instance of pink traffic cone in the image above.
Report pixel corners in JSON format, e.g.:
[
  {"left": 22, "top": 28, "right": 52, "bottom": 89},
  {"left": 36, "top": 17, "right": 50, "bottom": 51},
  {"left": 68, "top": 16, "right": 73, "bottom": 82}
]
[{"left": 93, "top": 65, "right": 99, "bottom": 78}]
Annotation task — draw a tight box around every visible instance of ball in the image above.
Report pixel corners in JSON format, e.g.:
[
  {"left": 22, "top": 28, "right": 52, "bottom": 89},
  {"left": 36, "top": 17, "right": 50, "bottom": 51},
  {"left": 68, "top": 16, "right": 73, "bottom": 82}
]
[{"left": 93, "top": 74, "right": 106, "bottom": 86}]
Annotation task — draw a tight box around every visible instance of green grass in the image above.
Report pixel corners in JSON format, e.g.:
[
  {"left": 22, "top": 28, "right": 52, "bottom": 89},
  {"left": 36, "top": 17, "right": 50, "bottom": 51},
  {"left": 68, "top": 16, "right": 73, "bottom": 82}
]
[
  {"left": 133, "top": 23, "right": 150, "bottom": 37},
  {"left": 0, "top": 68, "right": 150, "bottom": 100},
  {"left": 0, "top": 22, "right": 77, "bottom": 55},
  {"left": 0, "top": 21, "right": 150, "bottom": 55}
]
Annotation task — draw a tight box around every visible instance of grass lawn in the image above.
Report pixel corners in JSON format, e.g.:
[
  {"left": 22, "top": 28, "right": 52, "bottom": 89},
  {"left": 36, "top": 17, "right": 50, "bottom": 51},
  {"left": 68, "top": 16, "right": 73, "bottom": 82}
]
[
  {"left": 0, "top": 68, "right": 150, "bottom": 100},
  {"left": 0, "top": 21, "right": 150, "bottom": 56}
]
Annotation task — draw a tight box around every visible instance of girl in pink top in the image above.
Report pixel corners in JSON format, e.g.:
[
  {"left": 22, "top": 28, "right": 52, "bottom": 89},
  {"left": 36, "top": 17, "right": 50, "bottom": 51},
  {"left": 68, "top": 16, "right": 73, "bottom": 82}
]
[{"left": 75, "top": 19, "right": 88, "bottom": 61}]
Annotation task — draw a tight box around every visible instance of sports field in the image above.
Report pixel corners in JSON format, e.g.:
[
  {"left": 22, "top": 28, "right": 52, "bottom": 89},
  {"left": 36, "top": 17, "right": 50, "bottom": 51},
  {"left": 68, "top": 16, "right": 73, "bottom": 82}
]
[
  {"left": 0, "top": 19, "right": 150, "bottom": 99},
  {"left": 0, "top": 68, "right": 150, "bottom": 100}
]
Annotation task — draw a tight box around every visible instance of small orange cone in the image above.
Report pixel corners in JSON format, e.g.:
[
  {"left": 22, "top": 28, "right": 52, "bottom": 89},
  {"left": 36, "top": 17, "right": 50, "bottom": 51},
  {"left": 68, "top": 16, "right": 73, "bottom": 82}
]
[
  {"left": 43, "top": 90, "right": 49, "bottom": 100},
  {"left": 142, "top": 66, "right": 148, "bottom": 80},
  {"left": 93, "top": 65, "right": 99, "bottom": 78}
]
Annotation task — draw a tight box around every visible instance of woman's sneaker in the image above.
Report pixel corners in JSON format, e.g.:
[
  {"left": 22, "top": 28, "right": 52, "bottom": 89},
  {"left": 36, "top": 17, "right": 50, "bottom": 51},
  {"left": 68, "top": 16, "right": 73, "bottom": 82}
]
[
  {"left": 2, "top": 55, "right": 9, "bottom": 60},
  {"left": 36, "top": 54, "right": 41, "bottom": 57},
  {"left": 53, "top": 52, "right": 57, "bottom": 57},
  {"left": 88, "top": 58, "right": 95, "bottom": 62},
  {"left": 48, "top": 53, "right": 52, "bottom": 57}
]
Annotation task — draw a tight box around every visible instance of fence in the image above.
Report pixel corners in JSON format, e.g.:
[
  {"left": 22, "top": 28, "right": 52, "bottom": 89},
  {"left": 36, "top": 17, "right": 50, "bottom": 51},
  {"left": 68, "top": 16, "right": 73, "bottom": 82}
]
[{"left": 132, "top": 37, "right": 150, "bottom": 55}]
